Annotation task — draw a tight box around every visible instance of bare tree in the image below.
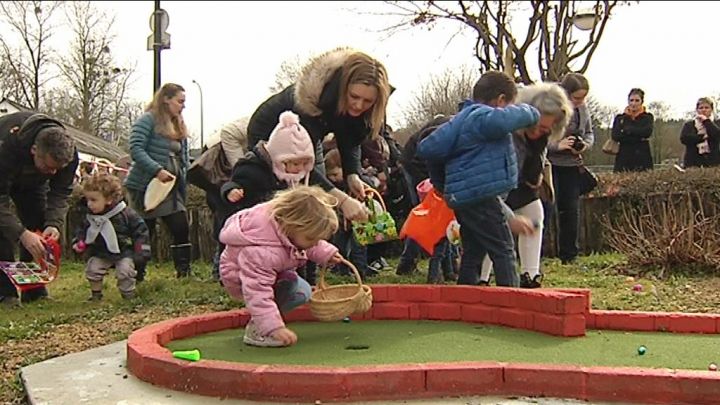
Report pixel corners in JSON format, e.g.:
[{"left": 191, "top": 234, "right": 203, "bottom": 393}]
[
  {"left": 585, "top": 96, "right": 617, "bottom": 130},
  {"left": 647, "top": 100, "right": 681, "bottom": 165},
  {"left": 382, "top": 1, "right": 622, "bottom": 84},
  {"left": 269, "top": 54, "right": 307, "bottom": 93},
  {"left": 51, "top": 1, "right": 136, "bottom": 143},
  {"left": 0, "top": 0, "right": 62, "bottom": 110},
  {"left": 402, "top": 64, "right": 479, "bottom": 132}
]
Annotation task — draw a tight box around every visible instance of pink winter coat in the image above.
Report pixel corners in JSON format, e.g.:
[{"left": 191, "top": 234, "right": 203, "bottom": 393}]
[{"left": 219, "top": 202, "right": 338, "bottom": 336}]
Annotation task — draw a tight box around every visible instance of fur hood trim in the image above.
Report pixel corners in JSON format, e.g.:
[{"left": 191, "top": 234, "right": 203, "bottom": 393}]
[{"left": 294, "top": 47, "right": 357, "bottom": 117}]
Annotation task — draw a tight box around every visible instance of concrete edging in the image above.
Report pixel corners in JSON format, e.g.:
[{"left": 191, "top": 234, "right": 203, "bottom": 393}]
[{"left": 126, "top": 285, "right": 720, "bottom": 403}]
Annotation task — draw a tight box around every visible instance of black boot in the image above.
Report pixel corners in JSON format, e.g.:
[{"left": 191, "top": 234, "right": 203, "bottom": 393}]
[{"left": 171, "top": 243, "right": 192, "bottom": 278}]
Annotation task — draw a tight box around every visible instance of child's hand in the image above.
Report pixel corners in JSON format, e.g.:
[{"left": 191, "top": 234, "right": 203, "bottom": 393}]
[
  {"left": 327, "top": 252, "right": 344, "bottom": 265},
  {"left": 271, "top": 327, "right": 298, "bottom": 346},
  {"left": 227, "top": 188, "right": 245, "bottom": 203},
  {"left": 508, "top": 215, "right": 536, "bottom": 236},
  {"left": 72, "top": 240, "right": 87, "bottom": 253}
]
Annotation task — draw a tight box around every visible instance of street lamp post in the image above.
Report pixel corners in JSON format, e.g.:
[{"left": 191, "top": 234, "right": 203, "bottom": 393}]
[{"left": 192, "top": 79, "right": 204, "bottom": 149}]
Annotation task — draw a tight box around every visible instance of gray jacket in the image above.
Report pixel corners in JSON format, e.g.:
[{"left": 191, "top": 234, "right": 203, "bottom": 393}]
[{"left": 547, "top": 104, "right": 594, "bottom": 167}]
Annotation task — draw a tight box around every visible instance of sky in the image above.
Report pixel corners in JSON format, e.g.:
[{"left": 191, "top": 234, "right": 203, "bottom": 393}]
[{"left": 19, "top": 1, "right": 720, "bottom": 146}]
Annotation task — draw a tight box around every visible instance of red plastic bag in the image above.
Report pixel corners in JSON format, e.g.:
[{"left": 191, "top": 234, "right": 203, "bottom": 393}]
[{"left": 399, "top": 188, "right": 455, "bottom": 255}]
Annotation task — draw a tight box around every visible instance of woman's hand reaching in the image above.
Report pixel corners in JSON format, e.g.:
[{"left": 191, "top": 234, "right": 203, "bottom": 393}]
[{"left": 346, "top": 174, "right": 366, "bottom": 199}]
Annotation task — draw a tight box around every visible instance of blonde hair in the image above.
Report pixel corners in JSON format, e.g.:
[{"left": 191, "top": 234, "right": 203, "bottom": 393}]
[
  {"left": 336, "top": 52, "right": 391, "bottom": 139},
  {"left": 697, "top": 97, "right": 714, "bottom": 110},
  {"left": 270, "top": 185, "right": 339, "bottom": 241},
  {"left": 516, "top": 82, "right": 573, "bottom": 143},
  {"left": 82, "top": 173, "right": 124, "bottom": 203},
  {"left": 146, "top": 83, "right": 188, "bottom": 140}
]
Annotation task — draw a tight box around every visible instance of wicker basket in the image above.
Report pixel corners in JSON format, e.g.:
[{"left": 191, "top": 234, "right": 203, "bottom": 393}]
[{"left": 309, "top": 258, "right": 373, "bottom": 322}]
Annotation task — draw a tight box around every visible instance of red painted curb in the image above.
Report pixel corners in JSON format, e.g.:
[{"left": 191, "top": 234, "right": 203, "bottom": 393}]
[{"left": 127, "top": 286, "right": 720, "bottom": 404}]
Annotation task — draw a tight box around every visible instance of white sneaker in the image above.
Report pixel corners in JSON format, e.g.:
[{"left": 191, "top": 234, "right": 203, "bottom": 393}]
[{"left": 243, "top": 320, "right": 286, "bottom": 347}]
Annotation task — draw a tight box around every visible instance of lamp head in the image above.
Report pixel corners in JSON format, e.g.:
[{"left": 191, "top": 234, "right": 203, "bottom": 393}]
[{"left": 573, "top": 10, "right": 598, "bottom": 31}]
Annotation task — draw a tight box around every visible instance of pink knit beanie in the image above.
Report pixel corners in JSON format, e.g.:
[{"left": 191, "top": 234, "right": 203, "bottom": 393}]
[{"left": 264, "top": 111, "right": 315, "bottom": 184}]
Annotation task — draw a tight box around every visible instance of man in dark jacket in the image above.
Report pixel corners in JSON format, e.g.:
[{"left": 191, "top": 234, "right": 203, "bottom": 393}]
[{"left": 0, "top": 111, "right": 79, "bottom": 305}]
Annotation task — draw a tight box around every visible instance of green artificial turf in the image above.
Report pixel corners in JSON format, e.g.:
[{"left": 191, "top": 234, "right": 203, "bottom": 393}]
[{"left": 166, "top": 320, "right": 720, "bottom": 370}]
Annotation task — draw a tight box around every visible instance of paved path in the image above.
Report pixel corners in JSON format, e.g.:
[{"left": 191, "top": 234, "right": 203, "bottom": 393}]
[{"left": 21, "top": 340, "right": 632, "bottom": 405}]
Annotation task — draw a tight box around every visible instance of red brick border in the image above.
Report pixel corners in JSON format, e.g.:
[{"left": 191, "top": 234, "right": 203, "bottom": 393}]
[{"left": 127, "top": 285, "right": 720, "bottom": 403}]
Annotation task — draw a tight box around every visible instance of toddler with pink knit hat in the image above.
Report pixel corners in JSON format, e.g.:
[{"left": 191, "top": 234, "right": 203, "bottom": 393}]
[{"left": 221, "top": 111, "right": 316, "bottom": 209}]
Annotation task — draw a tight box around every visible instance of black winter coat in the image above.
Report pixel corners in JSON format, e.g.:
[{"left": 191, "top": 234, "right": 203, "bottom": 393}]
[
  {"left": 505, "top": 134, "right": 548, "bottom": 211},
  {"left": 0, "top": 112, "right": 79, "bottom": 241},
  {"left": 399, "top": 116, "right": 451, "bottom": 189},
  {"left": 220, "top": 145, "right": 288, "bottom": 214},
  {"left": 611, "top": 112, "right": 654, "bottom": 172},
  {"left": 73, "top": 203, "right": 150, "bottom": 262},
  {"left": 680, "top": 118, "right": 720, "bottom": 168}
]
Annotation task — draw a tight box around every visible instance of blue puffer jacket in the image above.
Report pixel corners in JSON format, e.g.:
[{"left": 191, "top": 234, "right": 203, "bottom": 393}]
[
  {"left": 124, "top": 112, "right": 189, "bottom": 200},
  {"left": 416, "top": 100, "right": 539, "bottom": 209}
]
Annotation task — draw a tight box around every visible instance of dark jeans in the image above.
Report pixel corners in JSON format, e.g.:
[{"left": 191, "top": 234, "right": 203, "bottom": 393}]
[
  {"left": 332, "top": 226, "right": 370, "bottom": 279},
  {"left": 0, "top": 185, "right": 49, "bottom": 298},
  {"left": 455, "top": 197, "right": 517, "bottom": 287},
  {"left": 427, "top": 238, "right": 458, "bottom": 282},
  {"left": 206, "top": 186, "right": 231, "bottom": 280},
  {"left": 398, "top": 237, "right": 422, "bottom": 270},
  {"left": 550, "top": 165, "right": 581, "bottom": 262}
]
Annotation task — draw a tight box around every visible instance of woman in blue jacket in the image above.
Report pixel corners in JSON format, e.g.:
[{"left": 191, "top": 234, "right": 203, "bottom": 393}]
[{"left": 124, "top": 83, "right": 192, "bottom": 279}]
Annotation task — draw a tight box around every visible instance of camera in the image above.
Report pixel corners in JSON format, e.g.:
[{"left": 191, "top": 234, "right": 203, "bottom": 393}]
[{"left": 571, "top": 136, "right": 584, "bottom": 151}]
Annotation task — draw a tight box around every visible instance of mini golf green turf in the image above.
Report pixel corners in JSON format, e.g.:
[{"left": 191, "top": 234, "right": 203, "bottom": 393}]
[{"left": 165, "top": 320, "right": 720, "bottom": 370}]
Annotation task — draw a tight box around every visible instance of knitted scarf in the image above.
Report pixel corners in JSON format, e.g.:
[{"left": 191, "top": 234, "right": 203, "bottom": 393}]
[
  {"left": 624, "top": 105, "right": 645, "bottom": 120},
  {"left": 85, "top": 201, "right": 127, "bottom": 253}
]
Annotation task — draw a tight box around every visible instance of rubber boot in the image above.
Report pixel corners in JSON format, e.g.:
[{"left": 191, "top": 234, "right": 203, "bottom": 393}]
[{"left": 171, "top": 243, "right": 192, "bottom": 278}]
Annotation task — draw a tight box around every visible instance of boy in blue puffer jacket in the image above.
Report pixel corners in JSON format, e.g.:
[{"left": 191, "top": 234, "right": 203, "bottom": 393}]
[{"left": 417, "top": 71, "right": 539, "bottom": 287}]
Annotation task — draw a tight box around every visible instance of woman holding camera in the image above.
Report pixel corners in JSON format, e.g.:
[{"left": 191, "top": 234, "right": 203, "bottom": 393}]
[{"left": 546, "top": 73, "right": 595, "bottom": 264}]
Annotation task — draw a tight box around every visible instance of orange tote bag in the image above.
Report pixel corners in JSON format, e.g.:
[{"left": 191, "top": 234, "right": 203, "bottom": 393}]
[{"left": 399, "top": 189, "right": 455, "bottom": 255}]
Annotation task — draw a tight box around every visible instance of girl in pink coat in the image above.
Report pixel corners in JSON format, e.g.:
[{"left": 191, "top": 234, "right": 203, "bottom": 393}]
[{"left": 219, "top": 185, "right": 342, "bottom": 347}]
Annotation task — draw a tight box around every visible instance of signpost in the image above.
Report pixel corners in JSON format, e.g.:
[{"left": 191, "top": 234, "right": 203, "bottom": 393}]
[{"left": 147, "top": 1, "right": 170, "bottom": 94}]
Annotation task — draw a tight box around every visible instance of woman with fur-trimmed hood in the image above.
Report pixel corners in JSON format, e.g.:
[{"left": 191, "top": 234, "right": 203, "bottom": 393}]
[
  {"left": 480, "top": 82, "right": 573, "bottom": 289},
  {"left": 247, "top": 47, "right": 392, "bottom": 222}
]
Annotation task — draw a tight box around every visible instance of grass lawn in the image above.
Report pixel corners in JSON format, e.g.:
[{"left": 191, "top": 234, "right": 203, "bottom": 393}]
[
  {"left": 2, "top": 253, "right": 720, "bottom": 403},
  {"left": 168, "top": 320, "right": 720, "bottom": 370}
]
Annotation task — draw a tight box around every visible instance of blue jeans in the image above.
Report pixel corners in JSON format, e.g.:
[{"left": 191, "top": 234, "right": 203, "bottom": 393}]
[
  {"left": 274, "top": 272, "right": 312, "bottom": 313},
  {"left": 455, "top": 197, "right": 518, "bottom": 287}
]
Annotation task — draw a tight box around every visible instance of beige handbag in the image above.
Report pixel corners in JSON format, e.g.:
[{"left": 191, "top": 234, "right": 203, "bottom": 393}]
[
  {"left": 602, "top": 138, "right": 620, "bottom": 155},
  {"left": 538, "top": 163, "right": 555, "bottom": 203}
]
